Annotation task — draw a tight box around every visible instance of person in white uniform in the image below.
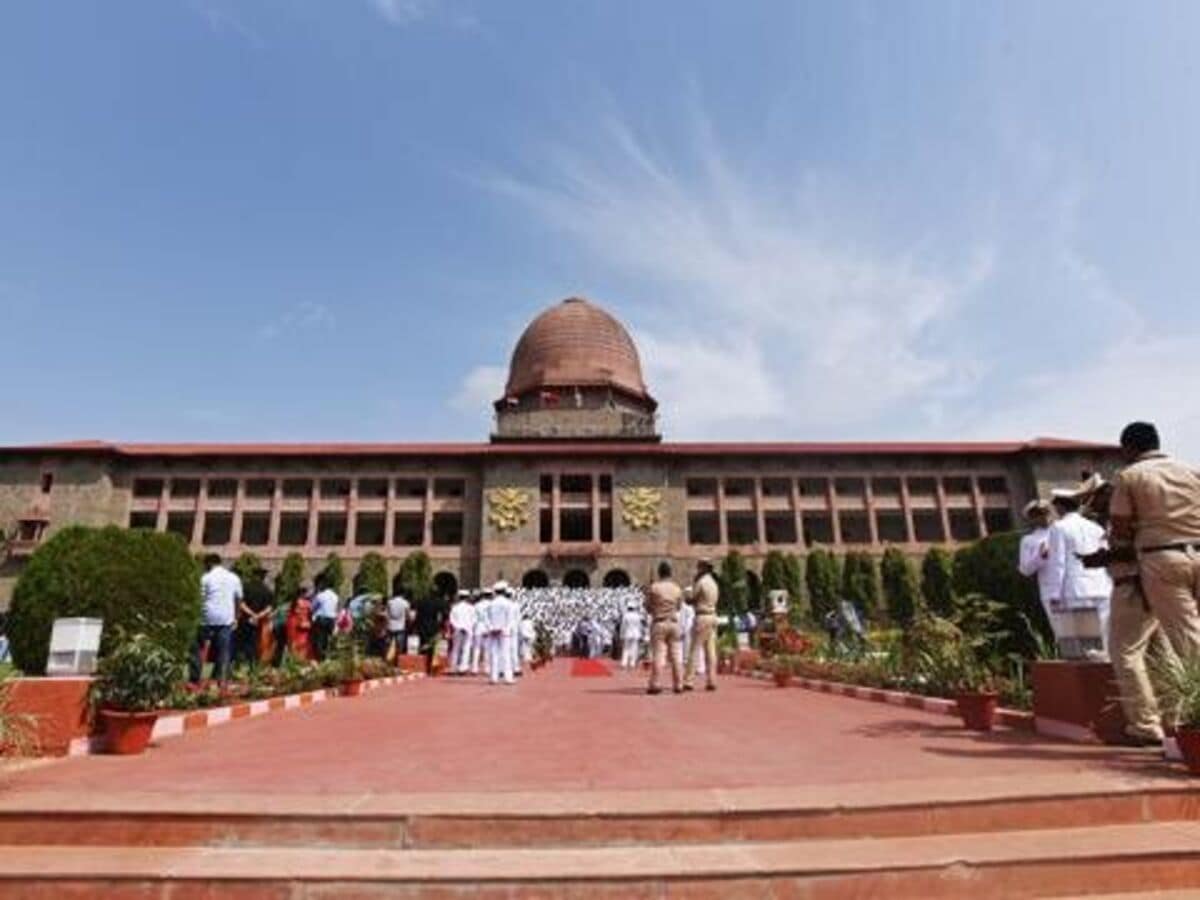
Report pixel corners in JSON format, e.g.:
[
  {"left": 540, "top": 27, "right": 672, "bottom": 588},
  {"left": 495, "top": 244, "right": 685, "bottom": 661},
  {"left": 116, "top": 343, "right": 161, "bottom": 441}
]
[
  {"left": 1018, "top": 500, "right": 1065, "bottom": 638},
  {"left": 471, "top": 589, "right": 492, "bottom": 675},
  {"left": 488, "top": 581, "right": 517, "bottom": 685},
  {"left": 678, "top": 588, "right": 705, "bottom": 677},
  {"left": 518, "top": 612, "right": 536, "bottom": 669},
  {"left": 619, "top": 600, "right": 642, "bottom": 668},
  {"left": 449, "top": 589, "right": 476, "bottom": 674},
  {"left": 1047, "top": 491, "right": 1114, "bottom": 659}
]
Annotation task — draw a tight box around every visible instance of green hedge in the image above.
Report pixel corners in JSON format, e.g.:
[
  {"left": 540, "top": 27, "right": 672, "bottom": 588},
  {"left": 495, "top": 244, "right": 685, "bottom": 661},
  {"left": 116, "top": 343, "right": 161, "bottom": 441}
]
[
  {"left": 952, "top": 531, "right": 1054, "bottom": 659},
  {"left": 8, "top": 526, "right": 201, "bottom": 675}
]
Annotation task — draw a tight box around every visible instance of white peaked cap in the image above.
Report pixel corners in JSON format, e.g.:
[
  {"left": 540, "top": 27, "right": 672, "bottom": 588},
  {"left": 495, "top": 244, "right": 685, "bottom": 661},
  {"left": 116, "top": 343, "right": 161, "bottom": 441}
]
[
  {"left": 492, "top": 580, "right": 511, "bottom": 595},
  {"left": 457, "top": 589, "right": 470, "bottom": 598}
]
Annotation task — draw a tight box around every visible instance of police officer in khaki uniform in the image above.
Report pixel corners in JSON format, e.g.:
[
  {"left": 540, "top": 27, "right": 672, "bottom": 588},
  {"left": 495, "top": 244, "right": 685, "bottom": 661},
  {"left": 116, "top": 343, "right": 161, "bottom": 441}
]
[
  {"left": 1109, "top": 423, "right": 1200, "bottom": 727},
  {"left": 644, "top": 561, "right": 683, "bottom": 695},
  {"left": 684, "top": 558, "right": 720, "bottom": 692}
]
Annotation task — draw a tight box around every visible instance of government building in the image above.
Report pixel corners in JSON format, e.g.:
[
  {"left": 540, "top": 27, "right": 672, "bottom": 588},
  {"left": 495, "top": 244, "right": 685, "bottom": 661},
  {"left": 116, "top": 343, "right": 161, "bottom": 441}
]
[{"left": 0, "top": 297, "right": 1119, "bottom": 606}]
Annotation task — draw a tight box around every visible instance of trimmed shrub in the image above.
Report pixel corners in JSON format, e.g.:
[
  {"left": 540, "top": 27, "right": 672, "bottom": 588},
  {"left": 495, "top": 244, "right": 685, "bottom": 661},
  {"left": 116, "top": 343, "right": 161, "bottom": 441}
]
[
  {"left": 920, "top": 547, "right": 956, "bottom": 618},
  {"left": 842, "top": 552, "right": 880, "bottom": 623},
  {"left": 952, "top": 532, "right": 1053, "bottom": 659},
  {"left": 880, "top": 547, "right": 922, "bottom": 628},
  {"left": 274, "top": 552, "right": 306, "bottom": 605},
  {"left": 805, "top": 549, "right": 841, "bottom": 622},
  {"left": 318, "top": 552, "right": 345, "bottom": 595},
  {"left": 395, "top": 552, "right": 434, "bottom": 602},
  {"left": 231, "top": 552, "right": 264, "bottom": 583},
  {"left": 8, "top": 526, "right": 201, "bottom": 675},
  {"left": 718, "top": 550, "right": 750, "bottom": 617},
  {"left": 762, "top": 550, "right": 806, "bottom": 621},
  {"left": 354, "top": 552, "right": 389, "bottom": 596}
]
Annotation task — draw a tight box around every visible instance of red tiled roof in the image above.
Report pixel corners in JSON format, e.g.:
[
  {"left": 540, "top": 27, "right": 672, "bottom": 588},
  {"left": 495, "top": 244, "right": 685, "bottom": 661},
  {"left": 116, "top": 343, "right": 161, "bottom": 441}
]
[{"left": 0, "top": 437, "right": 1116, "bottom": 459}]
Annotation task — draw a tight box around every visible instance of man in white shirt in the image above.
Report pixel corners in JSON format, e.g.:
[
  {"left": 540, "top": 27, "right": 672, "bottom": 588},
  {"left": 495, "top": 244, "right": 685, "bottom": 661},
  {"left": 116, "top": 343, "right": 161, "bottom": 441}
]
[
  {"left": 1047, "top": 491, "right": 1114, "bottom": 659},
  {"left": 1018, "top": 500, "right": 1064, "bottom": 639},
  {"left": 619, "top": 600, "right": 642, "bottom": 668},
  {"left": 311, "top": 579, "right": 340, "bottom": 661},
  {"left": 471, "top": 589, "right": 493, "bottom": 675},
  {"left": 190, "top": 554, "right": 242, "bottom": 684},
  {"left": 679, "top": 588, "right": 704, "bottom": 677},
  {"left": 488, "top": 581, "right": 516, "bottom": 685},
  {"left": 449, "top": 590, "right": 476, "bottom": 674},
  {"left": 385, "top": 592, "right": 411, "bottom": 659}
]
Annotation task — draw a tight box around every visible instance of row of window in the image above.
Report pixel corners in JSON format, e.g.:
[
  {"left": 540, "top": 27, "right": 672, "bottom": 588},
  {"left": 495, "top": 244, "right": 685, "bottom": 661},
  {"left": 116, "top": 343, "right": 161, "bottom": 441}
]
[
  {"left": 685, "top": 475, "right": 1008, "bottom": 499},
  {"left": 686, "top": 506, "right": 1013, "bottom": 547},
  {"left": 132, "top": 477, "right": 467, "bottom": 501},
  {"left": 129, "top": 510, "right": 465, "bottom": 548}
]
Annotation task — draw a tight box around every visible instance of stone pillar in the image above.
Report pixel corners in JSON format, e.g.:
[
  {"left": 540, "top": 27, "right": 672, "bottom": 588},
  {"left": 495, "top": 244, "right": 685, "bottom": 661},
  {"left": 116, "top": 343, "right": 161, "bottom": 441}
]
[
  {"left": 155, "top": 479, "right": 169, "bottom": 531},
  {"left": 345, "top": 479, "right": 358, "bottom": 548},
  {"left": 383, "top": 478, "right": 396, "bottom": 548},
  {"left": 899, "top": 477, "right": 915, "bottom": 544},
  {"left": 753, "top": 478, "right": 766, "bottom": 549},
  {"left": 306, "top": 480, "right": 319, "bottom": 550},
  {"left": 971, "top": 476, "right": 987, "bottom": 537},
  {"left": 591, "top": 474, "right": 601, "bottom": 542},
  {"left": 936, "top": 478, "right": 952, "bottom": 543},
  {"left": 191, "top": 477, "right": 208, "bottom": 547},
  {"left": 268, "top": 480, "right": 282, "bottom": 547},
  {"left": 791, "top": 478, "right": 805, "bottom": 547},
  {"left": 827, "top": 480, "right": 842, "bottom": 546},
  {"left": 716, "top": 478, "right": 729, "bottom": 546},
  {"left": 230, "top": 479, "right": 245, "bottom": 546},
  {"left": 864, "top": 477, "right": 878, "bottom": 547},
  {"left": 552, "top": 473, "right": 561, "bottom": 544},
  {"left": 423, "top": 478, "right": 434, "bottom": 548}
]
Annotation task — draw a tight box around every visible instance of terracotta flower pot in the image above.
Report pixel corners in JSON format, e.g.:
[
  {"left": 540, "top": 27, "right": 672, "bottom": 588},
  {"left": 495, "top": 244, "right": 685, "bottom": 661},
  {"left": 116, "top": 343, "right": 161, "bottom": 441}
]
[
  {"left": 340, "top": 679, "right": 365, "bottom": 697},
  {"left": 99, "top": 709, "right": 159, "bottom": 755},
  {"left": 773, "top": 670, "right": 792, "bottom": 688},
  {"left": 1175, "top": 727, "right": 1200, "bottom": 774},
  {"left": 955, "top": 691, "right": 999, "bottom": 732}
]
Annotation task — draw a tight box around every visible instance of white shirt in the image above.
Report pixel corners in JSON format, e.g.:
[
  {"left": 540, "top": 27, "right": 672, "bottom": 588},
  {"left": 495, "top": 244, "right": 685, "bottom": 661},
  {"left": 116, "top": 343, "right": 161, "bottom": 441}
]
[
  {"left": 313, "top": 588, "right": 340, "bottom": 621},
  {"left": 1047, "top": 512, "right": 1113, "bottom": 608},
  {"left": 620, "top": 610, "right": 642, "bottom": 642},
  {"left": 386, "top": 595, "right": 411, "bottom": 632},
  {"left": 519, "top": 617, "right": 536, "bottom": 641},
  {"left": 474, "top": 599, "right": 493, "bottom": 635},
  {"left": 1018, "top": 527, "right": 1057, "bottom": 603},
  {"left": 450, "top": 600, "right": 476, "bottom": 631},
  {"left": 678, "top": 601, "right": 695, "bottom": 636},
  {"left": 200, "top": 566, "right": 243, "bottom": 627},
  {"left": 488, "top": 595, "right": 517, "bottom": 636}
]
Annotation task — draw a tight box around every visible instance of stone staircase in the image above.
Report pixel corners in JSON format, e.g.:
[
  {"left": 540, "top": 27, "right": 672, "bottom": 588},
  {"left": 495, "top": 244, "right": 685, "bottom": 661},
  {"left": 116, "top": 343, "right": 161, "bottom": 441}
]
[{"left": 2, "top": 780, "right": 1199, "bottom": 897}]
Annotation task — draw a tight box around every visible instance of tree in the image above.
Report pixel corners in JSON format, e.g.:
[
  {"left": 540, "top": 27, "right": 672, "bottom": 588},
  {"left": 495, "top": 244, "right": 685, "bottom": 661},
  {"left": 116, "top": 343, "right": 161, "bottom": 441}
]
[
  {"left": 318, "top": 552, "right": 346, "bottom": 595},
  {"left": 805, "top": 549, "right": 841, "bottom": 622},
  {"left": 354, "top": 552, "right": 389, "bottom": 597},
  {"left": 396, "top": 551, "right": 434, "bottom": 602},
  {"left": 762, "top": 550, "right": 806, "bottom": 621},
  {"left": 880, "top": 547, "right": 922, "bottom": 628},
  {"left": 231, "top": 551, "right": 264, "bottom": 584},
  {"left": 920, "top": 547, "right": 956, "bottom": 618},
  {"left": 7, "top": 526, "right": 200, "bottom": 675},
  {"left": 841, "top": 552, "right": 880, "bottom": 623},
  {"left": 953, "top": 533, "right": 1053, "bottom": 659},
  {"left": 717, "top": 550, "right": 750, "bottom": 617},
  {"left": 274, "top": 552, "right": 306, "bottom": 606},
  {"left": 783, "top": 552, "right": 806, "bottom": 624}
]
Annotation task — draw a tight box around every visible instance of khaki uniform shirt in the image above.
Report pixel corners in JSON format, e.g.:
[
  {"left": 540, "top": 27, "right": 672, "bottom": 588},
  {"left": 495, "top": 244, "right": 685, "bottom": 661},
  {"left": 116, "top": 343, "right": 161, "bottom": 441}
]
[
  {"left": 645, "top": 580, "right": 683, "bottom": 622},
  {"left": 1110, "top": 452, "right": 1200, "bottom": 549},
  {"left": 692, "top": 573, "right": 720, "bottom": 616}
]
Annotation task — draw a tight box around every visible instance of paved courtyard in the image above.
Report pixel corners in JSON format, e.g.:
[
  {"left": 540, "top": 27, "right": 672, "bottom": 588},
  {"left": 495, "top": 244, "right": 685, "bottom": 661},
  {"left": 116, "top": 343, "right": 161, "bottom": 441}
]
[{"left": 0, "top": 660, "right": 1173, "bottom": 802}]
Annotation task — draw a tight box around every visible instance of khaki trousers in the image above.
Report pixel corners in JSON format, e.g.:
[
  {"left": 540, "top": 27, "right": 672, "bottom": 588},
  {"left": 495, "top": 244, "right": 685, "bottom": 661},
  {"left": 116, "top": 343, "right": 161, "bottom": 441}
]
[
  {"left": 684, "top": 614, "right": 718, "bottom": 688},
  {"left": 1109, "top": 579, "right": 1174, "bottom": 739},
  {"left": 649, "top": 620, "right": 682, "bottom": 691},
  {"left": 1140, "top": 548, "right": 1200, "bottom": 660}
]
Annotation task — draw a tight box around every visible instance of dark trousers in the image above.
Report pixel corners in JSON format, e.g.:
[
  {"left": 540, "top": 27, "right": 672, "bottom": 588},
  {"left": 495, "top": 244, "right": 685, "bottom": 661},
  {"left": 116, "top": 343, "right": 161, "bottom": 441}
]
[
  {"left": 233, "top": 623, "right": 259, "bottom": 667},
  {"left": 312, "top": 618, "right": 334, "bottom": 661},
  {"left": 190, "top": 624, "right": 233, "bottom": 683}
]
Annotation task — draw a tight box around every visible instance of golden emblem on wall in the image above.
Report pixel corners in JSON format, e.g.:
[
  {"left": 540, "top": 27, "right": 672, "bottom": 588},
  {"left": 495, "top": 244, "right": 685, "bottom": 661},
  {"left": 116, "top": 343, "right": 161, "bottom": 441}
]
[
  {"left": 487, "top": 487, "right": 533, "bottom": 532},
  {"left": 620, "top": 487, "right": 662, "bottom": 531}
]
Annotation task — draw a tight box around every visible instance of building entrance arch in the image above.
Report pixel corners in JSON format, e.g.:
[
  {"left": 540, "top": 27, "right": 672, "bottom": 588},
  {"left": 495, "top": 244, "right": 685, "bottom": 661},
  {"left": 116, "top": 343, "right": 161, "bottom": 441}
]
[
  {"left": 562, "top": 569, "right": 590, "bottom": 589},
  {"left": 602, "top": 569, "right": 631, "bottom": 588},
  {"left": 433, "top": 571, "right": 459, "bottom": 599},
  {"left": 522, "top": 569, "right": 550, "bottom": 588}
]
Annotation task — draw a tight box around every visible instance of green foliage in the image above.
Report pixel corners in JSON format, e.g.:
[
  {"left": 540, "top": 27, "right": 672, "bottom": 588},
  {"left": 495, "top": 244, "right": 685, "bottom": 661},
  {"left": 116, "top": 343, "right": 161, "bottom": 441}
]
[
  {"left": 353, "top": 552, "right": 390, "bottom": 597},
  {"left": 763, "top": 550, "right": 807, "bottom": 624},
  {"left": 274, "top": 552, "right": 306, "bottom": 605},
  {"left": 920, "top": 547, "right": 956, "bottom": 618},
  {"left": 717, "top": 550, "right": 750, "bottom": 617},
  {"left": 1150, "top": 651, "right": 1200, "bottom": 728},
  {"left": 0, "top": 667, "right": 39, "bottom": 756},
  {"left": 953, "top": 532, "right": 1054, "bottom": 659},
  {"left": 395, "top": 552, "right": 434, "bottom": 602},
  {"left": 841, "top": 552, "right": 880, "bottom": 623},
  {"left": 231, "top": 552, "right": 264, "bottom": 584},
  {"left": 533, "top": 621, "right": 554, "bottom": 664},
  {"left": 805, "top": 549, "right": 841, "bottom": 622},
  {"left": 92, "top": 634, "right": 184, "bottom": 712},
  {"left": 318, "top": 552, "right": 346, "bottom": 595},
  {"left": 880, "top": 548, "right": 922, "bottom": 628},
  {"left": 8, "top": 526, "right": 201, "bottom": 675},
  {"left": 331, "top": 630, "right": 364, "bottom": 682}
]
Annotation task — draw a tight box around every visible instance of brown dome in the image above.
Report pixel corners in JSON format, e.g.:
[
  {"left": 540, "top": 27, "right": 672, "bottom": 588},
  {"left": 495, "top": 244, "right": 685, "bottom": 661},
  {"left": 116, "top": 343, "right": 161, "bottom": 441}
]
[{"left": 503, "top": 297, "right": 652, "bottom": 402}]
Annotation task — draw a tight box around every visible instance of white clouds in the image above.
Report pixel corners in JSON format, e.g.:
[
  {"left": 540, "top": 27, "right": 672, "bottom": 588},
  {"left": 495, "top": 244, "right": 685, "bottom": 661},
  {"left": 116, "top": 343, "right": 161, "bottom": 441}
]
[
  {"left": 259, "top": 302, "right": 335, "bottom": 340},
  {"left": 453, "top": 364, "right": 506, "bottom": 422},
  {"left": 368, "top": 0, "right": 434, "bottom": 26}
]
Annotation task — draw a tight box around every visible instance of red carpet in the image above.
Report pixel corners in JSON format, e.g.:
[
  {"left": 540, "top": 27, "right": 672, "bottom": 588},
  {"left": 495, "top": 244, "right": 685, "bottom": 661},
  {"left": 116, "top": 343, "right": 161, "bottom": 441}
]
[{"left": 570, "top": 658, "right": 613, "bottom": 677}]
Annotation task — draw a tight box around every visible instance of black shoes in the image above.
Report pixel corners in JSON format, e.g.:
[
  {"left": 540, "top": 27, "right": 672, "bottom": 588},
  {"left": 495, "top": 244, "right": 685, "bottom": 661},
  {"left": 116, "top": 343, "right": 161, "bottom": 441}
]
[
  {"left": 647, "top": 687, "right": 663, "bottom": 695},
  {"left": 705, "top": 684, "right": 717, "bottom": 692},
  {"left": 682, "top": 684, "right": 695, "bottom": 692}
]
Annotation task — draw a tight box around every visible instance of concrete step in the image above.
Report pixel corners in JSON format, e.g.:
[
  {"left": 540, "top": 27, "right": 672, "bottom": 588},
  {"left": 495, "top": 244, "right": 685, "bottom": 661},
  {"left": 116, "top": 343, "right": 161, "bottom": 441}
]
[
  {"left": 3, "top": 822, "right": 1200, "bottom": 898},
  {"left": 2, "top": 779, "right": 1195, "bottom": 850}
]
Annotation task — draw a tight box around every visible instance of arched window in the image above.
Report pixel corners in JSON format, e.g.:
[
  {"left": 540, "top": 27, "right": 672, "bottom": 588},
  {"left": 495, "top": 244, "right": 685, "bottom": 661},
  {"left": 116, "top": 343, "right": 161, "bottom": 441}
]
[
  {"left": 433, "top": 571, "right": 459, "bottom": 599},
  {"left": 602, "top": 569, "right": 631, "bottom": 588},
  {"left": 562, "top": 569, "right": 590, "bottom": 589},
  {"left": 522, "top": 569, "right": 550, "bottom": 588}
]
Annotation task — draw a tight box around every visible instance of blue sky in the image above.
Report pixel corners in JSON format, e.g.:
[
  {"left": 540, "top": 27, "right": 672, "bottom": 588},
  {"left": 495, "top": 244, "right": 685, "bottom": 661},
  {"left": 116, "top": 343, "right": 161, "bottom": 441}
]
[{"left": 3, "top": 2, "right": 1200, "bottom": 454}]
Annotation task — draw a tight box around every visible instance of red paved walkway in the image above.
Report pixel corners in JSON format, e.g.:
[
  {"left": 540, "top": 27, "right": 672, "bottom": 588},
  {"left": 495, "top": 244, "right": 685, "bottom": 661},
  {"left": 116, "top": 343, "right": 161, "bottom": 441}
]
[{"left": 1, "top": 661, "right": 1169, "bottom": 798}]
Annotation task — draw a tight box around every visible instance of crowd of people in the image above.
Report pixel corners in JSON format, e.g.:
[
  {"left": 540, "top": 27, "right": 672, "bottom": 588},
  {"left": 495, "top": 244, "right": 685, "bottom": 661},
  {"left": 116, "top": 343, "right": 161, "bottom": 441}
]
[{"left": 1019, "top": 421, "right": 1200, "bottom": 751}]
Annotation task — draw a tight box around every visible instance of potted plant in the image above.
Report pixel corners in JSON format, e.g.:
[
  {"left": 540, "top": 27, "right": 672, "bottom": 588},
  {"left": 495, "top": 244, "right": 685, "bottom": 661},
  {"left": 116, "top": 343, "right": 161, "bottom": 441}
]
[
  {"left": 950, "top": 650, "right": 999, "bottom": 732},
  {"left": 331, "top": 632, "right": 366, "bottom": 697},
  {"left": 1152, "top": 652, "right": 1200, "bottom": 774},
  {"left": 772, "top": 656, "right": 793, "bottom": 688},
  {"left": 92, "top": 634, "right": 181, "bottom": 755},
  {"left": 533, "top": 622, "right": 554, "bottom": 670}
]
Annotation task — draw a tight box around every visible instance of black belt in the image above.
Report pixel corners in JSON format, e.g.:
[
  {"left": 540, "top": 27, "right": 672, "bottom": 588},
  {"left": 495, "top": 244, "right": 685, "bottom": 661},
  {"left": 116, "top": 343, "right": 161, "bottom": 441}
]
[{"left": 1141, "top": 542, "right": 1200, "bottom": 554}]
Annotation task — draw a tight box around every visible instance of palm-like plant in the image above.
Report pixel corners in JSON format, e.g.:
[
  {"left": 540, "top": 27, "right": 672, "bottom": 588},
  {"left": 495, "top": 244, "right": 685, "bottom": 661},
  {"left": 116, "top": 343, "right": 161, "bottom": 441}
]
[{"left": 0, "top": 667, "right": 38, "bottom": 757}]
